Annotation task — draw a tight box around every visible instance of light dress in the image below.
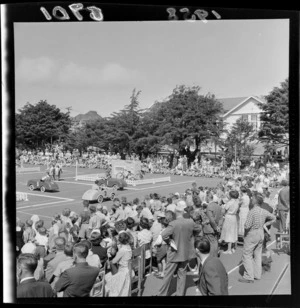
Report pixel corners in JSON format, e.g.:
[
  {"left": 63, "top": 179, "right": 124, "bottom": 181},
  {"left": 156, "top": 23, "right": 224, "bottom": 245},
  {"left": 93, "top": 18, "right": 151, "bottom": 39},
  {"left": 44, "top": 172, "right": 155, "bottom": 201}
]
[
  {"left": 238, "top": 194, "right": 250, "bottom": 236},
  {"left": 220, "top": 198, "right": 239, "bottom": 243},
  {"left": 105, "top": 244, "right": 133, "bottom": 297}
]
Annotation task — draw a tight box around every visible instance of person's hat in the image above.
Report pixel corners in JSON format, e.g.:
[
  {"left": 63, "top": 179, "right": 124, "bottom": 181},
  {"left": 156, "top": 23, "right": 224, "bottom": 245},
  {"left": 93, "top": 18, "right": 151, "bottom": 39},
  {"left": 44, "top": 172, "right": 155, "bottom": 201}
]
[
  {"left": 31, "top": 215, "right": 40, "bottom": 223},
  {"left": 156, "top": 211, "right": 166, "bottom": 218},
  {"left": 21, "top": 242, "right": 37, "bottom": 254},
  {"left": 174, "top": 192, "right": 180, "bottom": 197},
  {"left": 90, "top": 231, "right": 101, "bottom": 241},
  {"left": 175, "top": 200, "right": 187, "bottom": 212}
]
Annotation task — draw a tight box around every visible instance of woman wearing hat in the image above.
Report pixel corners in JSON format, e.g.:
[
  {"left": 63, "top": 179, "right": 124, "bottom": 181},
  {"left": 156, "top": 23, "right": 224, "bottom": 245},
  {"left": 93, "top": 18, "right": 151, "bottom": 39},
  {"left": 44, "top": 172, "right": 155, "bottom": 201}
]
[{"left": 220, "top": 190, "right": 240, "bottom": 254}]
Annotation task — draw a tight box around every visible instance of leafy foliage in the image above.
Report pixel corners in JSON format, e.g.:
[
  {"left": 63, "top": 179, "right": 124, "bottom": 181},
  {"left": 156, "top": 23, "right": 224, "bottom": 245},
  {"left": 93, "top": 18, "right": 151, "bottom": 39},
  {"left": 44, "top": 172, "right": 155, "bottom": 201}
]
[{"left": 258, "top": 78, "right": 289, "bottom": 145}]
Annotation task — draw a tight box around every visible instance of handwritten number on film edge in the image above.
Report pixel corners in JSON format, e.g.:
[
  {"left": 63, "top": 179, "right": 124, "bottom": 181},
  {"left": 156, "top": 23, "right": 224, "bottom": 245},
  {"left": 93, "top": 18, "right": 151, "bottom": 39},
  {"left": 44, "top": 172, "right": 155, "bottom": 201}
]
[
  {"left": 40, "top": 4, "right": 104, "bottom": 21},
  {"left": 167, "top": 8, "right": 221, "bottom": 22}
]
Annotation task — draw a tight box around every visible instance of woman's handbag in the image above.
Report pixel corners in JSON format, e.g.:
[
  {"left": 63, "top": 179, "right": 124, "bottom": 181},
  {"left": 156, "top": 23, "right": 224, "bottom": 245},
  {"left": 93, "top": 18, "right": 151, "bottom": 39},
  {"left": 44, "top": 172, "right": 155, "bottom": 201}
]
[{"left": 110, "top": 261, "right": 118, "bottom": 275}]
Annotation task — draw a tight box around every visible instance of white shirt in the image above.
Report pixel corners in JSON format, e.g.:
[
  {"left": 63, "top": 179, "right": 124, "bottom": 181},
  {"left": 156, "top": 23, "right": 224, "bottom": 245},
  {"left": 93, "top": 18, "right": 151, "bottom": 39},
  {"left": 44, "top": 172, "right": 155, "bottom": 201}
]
[
  {"left": 166, "top": 203, "right": 176, "bottom": 213},
  {"left": 200, "top": 254, "right": 209, "bottom": 266},
  {"left": 20, "top": 276, "right": 35, "bottom": 283}
]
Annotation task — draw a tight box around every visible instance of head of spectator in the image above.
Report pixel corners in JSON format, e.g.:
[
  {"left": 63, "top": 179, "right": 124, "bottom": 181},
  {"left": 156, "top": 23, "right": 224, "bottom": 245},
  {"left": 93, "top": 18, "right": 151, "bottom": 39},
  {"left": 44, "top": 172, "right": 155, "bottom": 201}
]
[
  {"left": 70, "top": 213, "right": 79, "bottom": 225},
  {"left": 63, "top": 242, "right": 74, "bottom": 258},
  {"left": 125, "top": 217, "right": 136, "bottom": 231},
  {"left": 109, "top": 206, "right": 117, "bottom": 217},
  {"left": 193, "top": 195, "right": 202, "bottom": 208},
  {"left": 113, "top": 198, "right": 121, "bottom": 208},
  {"left": 69, "top": 224, "right": 80, "bottom": 243},
  {"left": 62, "top": 208, "right": 71, "bottom": 218},
  {"left": 166, "top": 197, "right": 173, "bottom": 205},
  {"left": 174, "top": 192, "right": 180, "bottom": 199},
  {"left": 133, "top": 198, "right": 140, "bottom": 206},
  {"left": 38, "top": 226, "right": 47, "bottom": 236},
  {"left": 35, "top": 220, "right": 44, "bottom": 230},
  {"left": 81, "top": 239, "right": 93, "bottom": 252},
  {"left": 229, "top": 190, "right": 239, "bottom": 200},
  {"left": 194, "top": 237, "right": 210, "bottom": 260},
  {"left": 89, "top": 205, "right": 97, "bottom": 215},
  {"left": 165, "top": 210, "right": 176, "bottom": 225},
  {"left": 139, "top": 217, "right": 150, "bottom": 230},
  {"left": 118, "top": 232, "right": 131, "bottom": 247},
  {"left": 73, "top": 242, "right": 89, "bottom": 263},
  {"left": 53, "top": 213, "right": 62, "bottom": 223},
  {"left": 54, "top": 236, "right": 66, "bottom": 252},
  {"left": 252, "top": 192, "right": 264, "bottom": 207},
  {"left": 156, "top": 211, "right": 166, "bottom": 223},
  {"left": 136, "top": 205, "right": 143, "bottom": 216},
  {"left": 17, "top": 253, "right": 38, "bottom": 283},
  {"left": 89, "top": 231, "right": 102, "bottom": 246},
  {"left": 25, "top": 219, "right": 33, "bottom": 229},
  {"left": 121, "top": 196, "right": 127, "bottom": 206},
  {"left": 114, "top": 220, "right": 127, "bottom": 234},
  {"left": 83, "top": 199, "right": 90, "bottom": 208},
  {"left": 175, "top": 200, "right": 187, "bottom": 216}
]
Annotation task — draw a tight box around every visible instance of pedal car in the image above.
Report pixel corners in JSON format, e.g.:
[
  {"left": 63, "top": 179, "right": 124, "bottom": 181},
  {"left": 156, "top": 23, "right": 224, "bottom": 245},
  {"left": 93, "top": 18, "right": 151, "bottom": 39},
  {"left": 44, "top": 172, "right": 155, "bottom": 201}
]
[
  {"left": 82, "top": 186, "right": 117, "bottom": 203},
  {"left": 96, "top": 176, "right": 127, "bottom": 190},
  {"left": 27, "top": 179, "right": 59, "bottom": 192}
]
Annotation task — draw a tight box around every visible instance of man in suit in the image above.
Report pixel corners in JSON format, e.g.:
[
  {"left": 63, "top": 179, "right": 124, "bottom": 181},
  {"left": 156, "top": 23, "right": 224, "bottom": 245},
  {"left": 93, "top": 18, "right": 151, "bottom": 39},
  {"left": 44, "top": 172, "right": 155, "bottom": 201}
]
[
  {"left": 203, "top": 193, "right": 223, "bottom": 258},
  {"left": 157, "top": 201, "right": 202, "bottom": 296},
  {"left": 54, "top": 242, "right": 100, "bottom": 297},
  {"left": 17, "top": 253, "right": 54, "bottom": 298},
  {"left": 276, "top": 180, "right": 290, "bottom": 233},
  {"left": 194, "top": 238, "right": 228, "bottom": 295}
]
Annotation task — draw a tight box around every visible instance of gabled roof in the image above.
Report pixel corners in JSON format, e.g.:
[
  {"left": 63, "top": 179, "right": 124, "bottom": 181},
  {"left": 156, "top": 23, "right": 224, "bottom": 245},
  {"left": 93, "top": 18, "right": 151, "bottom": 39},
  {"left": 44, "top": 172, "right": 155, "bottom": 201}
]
[{"left": 217, "top": 96, "right": 266, "bottom": 118}]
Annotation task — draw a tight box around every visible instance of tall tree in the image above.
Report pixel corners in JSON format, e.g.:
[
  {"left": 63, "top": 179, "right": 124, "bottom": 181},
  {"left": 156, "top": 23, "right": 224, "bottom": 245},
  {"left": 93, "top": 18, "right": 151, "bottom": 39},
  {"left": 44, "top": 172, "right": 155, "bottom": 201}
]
[
  {"left": 152, "top": 85, "right": 224, "bottom": 154},
  {"left": 258, "top": 78, "right": 289, "bottom": 146},
  {"left": 15, "top": 100, "right": 72, "bottom": 150}
]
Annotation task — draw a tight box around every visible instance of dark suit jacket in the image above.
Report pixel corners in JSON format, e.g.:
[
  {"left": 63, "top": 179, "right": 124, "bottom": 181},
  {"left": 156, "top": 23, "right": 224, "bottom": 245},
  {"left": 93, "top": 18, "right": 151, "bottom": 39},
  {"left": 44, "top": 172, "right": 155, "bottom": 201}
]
[
  {"left": 55, "top": 262, "right": 99, "bottom": 297},
  {"left": 162, "top": 217, "right": 201, "bottom": 262},
  {"left": 197, "top": 256, "right": 228, "bottom": 296},
  {"left": 17, "top": 278, "right": 54, "bottom": 298}
]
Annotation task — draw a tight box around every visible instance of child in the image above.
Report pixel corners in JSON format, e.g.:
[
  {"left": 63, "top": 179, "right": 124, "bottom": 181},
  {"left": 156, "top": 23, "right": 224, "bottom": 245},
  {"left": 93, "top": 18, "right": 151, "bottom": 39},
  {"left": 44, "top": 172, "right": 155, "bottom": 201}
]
[{"left": 23, "top": 219, "right": 36, "bottom": 243}]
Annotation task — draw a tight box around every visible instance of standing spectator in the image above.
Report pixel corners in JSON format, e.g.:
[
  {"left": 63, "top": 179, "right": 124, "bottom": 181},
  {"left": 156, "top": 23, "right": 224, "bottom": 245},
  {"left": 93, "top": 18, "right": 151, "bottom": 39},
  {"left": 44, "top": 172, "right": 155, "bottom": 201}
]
[
  {"left": 239, "top": 193, "right": 276, "bottom": 283},
  {"left": 45, "top": 237, "right": 67, "bottom": 283},
  {"left": 112, "top": 198, "right": 126, "bottom": 222},
  {"left": 203, "top": 193, "right": 223, "bottom": 258},
  {"left": 54, "top": 242, "right": 100, "bottom": 297},
  {"left": 17, "top": 253, "right": 54, "bottom": 299},
  {"left": 220, "top": 191, "right": 239, "bottom": 254},
  {"left": 78, "top": 200, "right": 91, "bottom": 240},
  {"left": 238, "top": 187, "right": 250, "bottom": 237},
  {"left": 34, "top": 227, "right": 49, "bottom": 258},
  {"left": 276, "top": 180, "right": 290, "bottom": 233},
  {"left": 194, "top": 238, "right": 228, "bottom": 295},
  {"left": 156, "top": 201, "right": 202, "bottom": 296},
  {"left": 141, "top": 201, "right": 154, "bottom": 222},
  {"left": 166, "top": 197, "right": 176, "bottom": 213}
]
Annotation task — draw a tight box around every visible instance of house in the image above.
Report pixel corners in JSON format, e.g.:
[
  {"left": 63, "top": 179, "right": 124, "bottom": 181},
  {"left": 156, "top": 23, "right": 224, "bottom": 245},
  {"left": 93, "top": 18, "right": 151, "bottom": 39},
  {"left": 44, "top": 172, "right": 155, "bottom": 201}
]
[{"left": 217, "top": 96, "right": 266, "bottom": 131}]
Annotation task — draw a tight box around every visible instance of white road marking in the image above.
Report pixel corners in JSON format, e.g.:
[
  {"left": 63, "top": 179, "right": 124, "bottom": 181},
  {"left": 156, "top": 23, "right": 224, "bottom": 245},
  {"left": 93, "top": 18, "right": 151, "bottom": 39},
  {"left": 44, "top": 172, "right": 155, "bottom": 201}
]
[
  {"left": 19, "top": 192, "right": 73, "bottom": 200},
  {"left": 53, "top": 181, "right": 92, "bottom": 186},
  {"left": 227, "top": 239, "right": 276, "bottom": 275},
  {"left": 17, "top": 199, "right": 74, "bottom": 210}
]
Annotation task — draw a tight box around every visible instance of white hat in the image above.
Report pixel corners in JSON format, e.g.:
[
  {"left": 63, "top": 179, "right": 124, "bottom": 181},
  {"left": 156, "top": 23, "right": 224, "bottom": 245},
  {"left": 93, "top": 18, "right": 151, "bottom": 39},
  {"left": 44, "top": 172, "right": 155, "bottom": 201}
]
[
  {"left": 156, "top": 211, "right": 166, "bottom": 218},
  {"left": 174, "top": 192, "right": 180, "bottom": 197},
  {"left": 21, "top": 242, "right": 37, "bottom": 254},
  {"left": 175, "top": 200, "right": 187, "bottom": 212}
]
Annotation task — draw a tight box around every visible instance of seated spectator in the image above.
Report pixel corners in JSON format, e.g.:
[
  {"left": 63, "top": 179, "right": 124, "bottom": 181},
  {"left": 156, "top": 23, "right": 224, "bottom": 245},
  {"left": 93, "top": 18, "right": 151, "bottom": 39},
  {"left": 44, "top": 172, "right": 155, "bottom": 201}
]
[
  {"left": 16, "top": 218, "right": 25, "bottom": 257},
  {"left": 23, "top": 219, "right": 36, "bottom": 244},
  {"left": 89, "top": 231, "right": 108, "bottom": 266},
  {"left": 54, "top": 242, "right": 100, "bottom": 297},
  {"left": 104, "top": 232, "right": 133, "bottom": 297},
  {"left": 80, "top": 239, "right": 102, "bottom": 269},
  {"left": 34, "top": 227, "right": 49, "bottom": 257},
  {"left": 17, "top": 253, "right": 54, "bottom": 298},
  {"left": 88, "top": 205, "right": 101, "bottom": 234},
  {"left": 166, "top": 197, "right": 176, "bottom": 213},
  {"left": 137, "top": 217, "right": 153, "bottom": 263},
  {"left": 125, "top": 217, "right": 138, "bottom": 249},
  {"left": 141, "top": 201, "right": 154, "bottom": 222},
  {"left": 45, "top": 237, "right": 67, "bottom": 283}
]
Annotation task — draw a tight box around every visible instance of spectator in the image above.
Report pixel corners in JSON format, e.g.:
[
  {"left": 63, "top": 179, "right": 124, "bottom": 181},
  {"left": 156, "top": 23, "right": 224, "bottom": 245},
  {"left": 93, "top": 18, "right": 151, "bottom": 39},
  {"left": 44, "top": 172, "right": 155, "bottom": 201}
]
[
  {"left": 166, "top": 197, "right": 176, "bottom": 213},
  {"left": 239, "top": 193, "right": 276, "bottom": 283},
  {"left": 54, "top": 242, "right": 100, "bottom": 297},
  {"left": 137, "top": 217, "right": 153, "bottom": 261},
  {"left": 220, "top": 190, "right": 240, "bottom": 254},
  {"left": 141, "top": 201, "right": 154, "bottom": 222},
  {"left": 104, "top": 232, "right": 133, "bottom": 297},
  {"left": 125, "top": 217, "right": 138, "bottom": 249},
  {"left": 16, "top": 218, "right": 25, "bottom": 257},
  {"left": 45, "top": 237, "right": 67, "bottom": 283},
  {"left": 78, "top": 200, "right": 91, "bottom": 240},
  {"left": 194, "top": 238, "right": 228, "bottom": 295},
  {"left": 17, "top": 253, "right": 54, "bottom": 298},
  {"left": 34, "top": 227, "right": 49, "bottom": 258},
  {"left": 276, "top": 180, "right": 290, "bottom": 233},
  {"left": 88, "top": 205, "right": 101, "bottom": 234},
  {"left": 89, "top": 231, "right": 108, "bottom": 266},
  {"left": 81, "top": 239, "right": 102, "bottom": 269},
  {"left": 23, "top": 219, "right": 36, "bottom": 244},
  {"left": 238, "top": 186, "right": 250, "bottom": 237}
]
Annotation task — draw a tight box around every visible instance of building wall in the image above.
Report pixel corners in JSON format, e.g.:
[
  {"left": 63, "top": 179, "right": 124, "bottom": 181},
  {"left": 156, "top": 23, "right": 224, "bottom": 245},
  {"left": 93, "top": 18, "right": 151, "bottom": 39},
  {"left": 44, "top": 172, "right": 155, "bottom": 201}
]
[{"left": 223, "top": 98, "right": 262, "bottom": 131}]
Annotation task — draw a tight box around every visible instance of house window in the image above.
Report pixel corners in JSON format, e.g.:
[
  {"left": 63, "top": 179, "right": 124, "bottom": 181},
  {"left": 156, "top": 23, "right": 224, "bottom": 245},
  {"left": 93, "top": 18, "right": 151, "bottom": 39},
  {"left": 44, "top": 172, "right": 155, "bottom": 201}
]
[
  {"left": 241, "top": 114, "right": 248, "bottom": 122},
  {"left": 250, "top": 114, "right": 258, "bottom": 129}
]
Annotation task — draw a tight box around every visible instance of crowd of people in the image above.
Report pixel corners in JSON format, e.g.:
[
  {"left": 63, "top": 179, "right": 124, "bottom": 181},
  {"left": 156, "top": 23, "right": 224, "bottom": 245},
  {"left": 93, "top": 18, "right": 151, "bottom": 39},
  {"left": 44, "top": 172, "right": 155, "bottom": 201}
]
[{"left": 16, "top": 161, "right": 290, "bottom": 298}]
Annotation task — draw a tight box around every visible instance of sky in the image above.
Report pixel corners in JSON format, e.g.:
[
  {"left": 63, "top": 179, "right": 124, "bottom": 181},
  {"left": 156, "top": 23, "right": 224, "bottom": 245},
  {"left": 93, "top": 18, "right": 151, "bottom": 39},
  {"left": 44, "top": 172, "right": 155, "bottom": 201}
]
[{"left": 14, "top": 19, "right": 289, "bottom": 118}]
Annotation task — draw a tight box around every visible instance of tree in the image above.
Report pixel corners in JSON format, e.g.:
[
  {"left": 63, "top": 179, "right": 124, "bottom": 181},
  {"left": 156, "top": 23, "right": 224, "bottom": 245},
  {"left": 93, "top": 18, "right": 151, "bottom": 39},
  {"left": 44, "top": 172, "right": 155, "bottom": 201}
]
[
  {"left": 15, "top": 100, "right": 72, "bottom": 150},
  {"left": 149, "top": 85, "right": 224, "bottom": 158},
  {"left": 223, "top": 119, "right": 256, "bottom": 164},
  {"left": 258, "top": 78, "right": 289, "bottom": 146}
]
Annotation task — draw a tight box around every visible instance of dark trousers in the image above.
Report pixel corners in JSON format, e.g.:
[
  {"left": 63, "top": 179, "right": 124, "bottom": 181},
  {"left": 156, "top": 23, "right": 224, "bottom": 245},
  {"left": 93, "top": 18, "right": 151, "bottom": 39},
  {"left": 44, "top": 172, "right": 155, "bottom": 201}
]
[
  {"left": 203, "top": 233, "right": 219, "bottom": 258},
  {"left": 278, "top": 210, "right": 288, "bottom": 232},
  {"left": 157, "top": 260, "right": 189, "bottom": 296}
]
